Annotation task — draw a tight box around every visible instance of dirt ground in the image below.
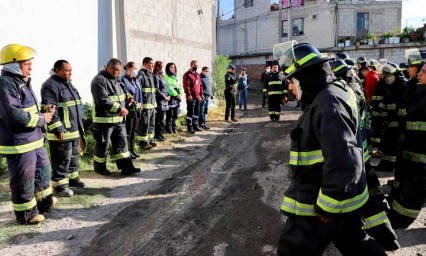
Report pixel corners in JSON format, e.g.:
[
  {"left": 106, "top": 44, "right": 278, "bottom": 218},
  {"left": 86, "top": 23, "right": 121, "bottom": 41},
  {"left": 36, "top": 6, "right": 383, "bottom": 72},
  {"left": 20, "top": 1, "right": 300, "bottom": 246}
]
[{"left": 0, "top": 93, "right": 425, "bottom": 256}]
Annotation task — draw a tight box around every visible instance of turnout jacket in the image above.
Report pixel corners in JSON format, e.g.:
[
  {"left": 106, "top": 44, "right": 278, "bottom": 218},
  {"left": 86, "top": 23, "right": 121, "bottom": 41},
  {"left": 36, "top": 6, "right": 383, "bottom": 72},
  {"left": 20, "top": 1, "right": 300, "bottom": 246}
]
[
  {"left": 137, "top": 68, "right": 157, "bottom": 109},
  {"left": 0, "top": 70, "right": 46, "bottom": 155},
  {"left": 91, "top": 70, "right": 128, "bottom": 124},
  {"left": 41, "top": 74, "right": 84, "bottom": 141},
  {"left": 264, "top": 72, "right": 288, "bottom": 97},
  {"left": 281, "top": 79, "right": 368, "bottom": 218}
]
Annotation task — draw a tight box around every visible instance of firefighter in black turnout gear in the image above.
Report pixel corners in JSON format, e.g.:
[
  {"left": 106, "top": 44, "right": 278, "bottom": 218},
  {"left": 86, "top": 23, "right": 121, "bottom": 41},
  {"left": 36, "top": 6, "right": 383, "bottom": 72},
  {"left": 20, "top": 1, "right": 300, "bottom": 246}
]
[
  {"left": 273, "top": 41, "right": 385, "bottom": 255},
  {"left": 264, "top": 62, "right": 288, "bottom": 122},
  {"left": 91, "top": 58, "right": 141, "bottom": 176},
  {"left": 374, "top": 63, "right": 407, "bottom": 173},
  {"left": 387, "top": 51, "right": 426, "bottom": 229},
  {"left": 330, "top": 58, "right": 399, "bottom": 250},
  {"left": 41, "top": 60, "right": 85, "bottom": 197}
]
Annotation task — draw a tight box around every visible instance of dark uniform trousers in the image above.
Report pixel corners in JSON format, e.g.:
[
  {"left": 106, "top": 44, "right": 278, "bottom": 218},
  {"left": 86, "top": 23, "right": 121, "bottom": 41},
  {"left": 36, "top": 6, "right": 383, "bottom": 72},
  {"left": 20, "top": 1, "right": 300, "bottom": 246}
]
[
  {"left": 155, "top": 109, "right": 166, "bottom": 137},
  {"left": 166, "top": 106, "right": 179, "bottom": 133},
  {"left": 186, "top": 98, "right": 200, "bottom": 129},
  {"left": 93, "top": 123, "right": 133, "bottom": 171},
  {"left": 224, "top": 92, "right": 236, "bottom": 120},
  {"left": 376, "top": 125, "right": 398, "bottom": 172},
  {"left": 277, "top": 215, "right": 386, "bottom": 256},
  {"left": 268, "top": 94, "right": 282, "bottom": 121},
  {"left": 262, "top": 91, "right": 268, "bottom": 107},
  {"left": 139, "top": 108, "right": 156, "bottom": 143},
  {"left": 8, "top": 147, "right": 55, "bottom": 223},
  {"left": 125, "top": 114, "right": 140, "bottom": 152},
  {"left": 49, "top": 138, "right": 80, "bottom": 190}
]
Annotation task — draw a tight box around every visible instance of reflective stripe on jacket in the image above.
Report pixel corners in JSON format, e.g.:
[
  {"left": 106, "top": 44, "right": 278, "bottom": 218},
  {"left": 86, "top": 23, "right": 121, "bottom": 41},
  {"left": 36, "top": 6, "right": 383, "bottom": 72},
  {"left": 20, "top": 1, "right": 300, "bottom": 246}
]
[
  {"left": 0, "top": 70, "right": 45, "bottom": 155},
  {"left": 281, "top": 79, "right": 367, "bottom": 218},
  {"left": 41, "top": 74, "right": 84, "bottom": 141}
]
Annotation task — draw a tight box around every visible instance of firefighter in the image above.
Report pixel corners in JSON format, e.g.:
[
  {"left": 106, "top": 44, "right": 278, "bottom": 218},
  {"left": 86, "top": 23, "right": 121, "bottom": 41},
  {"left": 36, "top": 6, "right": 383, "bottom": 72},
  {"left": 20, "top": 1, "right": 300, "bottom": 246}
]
[
  {"left": 41, "top": 60, "right": 85, "bottom": 197},
  {"left": 91, "top": 58, "right": 141, "bottom": 176},
  {"left": 336, "top": 52, "right": 355, "bottom": 66},
  {"left": 264, "top": 62, "right": 288, "bottom": 122},
  {"left": 330, "top": 58, "right": 399, "bottom": 250},
  {"left": 374, "top": 63, "right": 407, "bottom": 173},
  {"left": 357, "top": 56, "right": 368, "bottom": 84},
  {"left": 137, "top": 57, "right": 157, "bottom": 149},
  {"left": 0, "top": 44, "right": 57, "bottom": 224},
  {"left": 274, "top": 41, "right": 385, "bottom": 255},
  {"left": 387, "top": 53, "right": 426, "bottom": 229}
]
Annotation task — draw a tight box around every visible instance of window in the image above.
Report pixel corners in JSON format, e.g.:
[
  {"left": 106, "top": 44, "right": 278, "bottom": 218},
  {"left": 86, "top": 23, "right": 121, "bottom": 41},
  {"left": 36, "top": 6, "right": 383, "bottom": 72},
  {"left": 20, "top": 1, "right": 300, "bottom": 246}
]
[
  {"left": 356, "top": 12, "right": 369, "bottom": 40},
  {"left": 244, "top": 0, "right": 253, "bottom": 8},
  {"left": 282, "top": 18, "right": 304, "bottom": 37}
]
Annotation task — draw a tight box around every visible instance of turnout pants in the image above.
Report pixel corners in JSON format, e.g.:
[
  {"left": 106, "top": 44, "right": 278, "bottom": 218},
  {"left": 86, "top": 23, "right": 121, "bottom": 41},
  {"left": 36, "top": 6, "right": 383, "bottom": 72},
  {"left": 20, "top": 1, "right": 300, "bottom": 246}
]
[
  {"left": 262, "top": 92, "right": 268, "bottom": 107},
  {"left": 186, "top": 98, "right": 200, "bottom": 130},
  {"left": 7, "top": 147, "right": 54, "bottom": 223},
  {"left": 376, "top": 126, "right": 398, "bottom": 172},
  {"left": 166, "top": 107, "right": 179, "bottom": 133},
  {"left": 268, "top": 94, "right": 282, "bottom": 121},
  {"left": 92, "top": 123, "right": 134, "bottom": 172},
  {"left": 139, "top": 108, "right": 156, "bottom": 144},
  {"left": 277, "top": 215, "right": 386, "bottom": 256},
  {"left": 49, "top": 139, "right": 81, "bottom": 191},
  {"left": 224, "top": 92, "right": 236, "bottom": 120}
]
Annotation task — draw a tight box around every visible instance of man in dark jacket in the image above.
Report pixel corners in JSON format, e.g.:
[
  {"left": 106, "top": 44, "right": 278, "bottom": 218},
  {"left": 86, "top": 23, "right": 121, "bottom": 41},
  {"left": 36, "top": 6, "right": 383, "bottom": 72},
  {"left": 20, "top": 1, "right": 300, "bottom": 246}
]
[
  {"left": 91, "top": 58, "right": 141, "bottom": 176},
  {"left": 224, "top": 64, "right": 240, "bottom": 123},
  {"left": 199, "top": 66, "right": 213, "bottom": 130},
  {"left": 264, "top": 62, "right": 287, "bottom": 122},
  {"left": 183, "top": 60, "right": 204, "bottom": 133},
  {"left": 137, "top": 57, "right": 157, "bottom": 149},
  {"left": 0, "top": 44, "right": 57, "bottom": 224},
  {"left": 275, "top": 41, "right": 385, "bottom": 255},
  {"left": 41, "top": 60, "right": 85, "bottom": 197},
  {"left": 261, "top": 66, "right": 270, "bottom": 107}
]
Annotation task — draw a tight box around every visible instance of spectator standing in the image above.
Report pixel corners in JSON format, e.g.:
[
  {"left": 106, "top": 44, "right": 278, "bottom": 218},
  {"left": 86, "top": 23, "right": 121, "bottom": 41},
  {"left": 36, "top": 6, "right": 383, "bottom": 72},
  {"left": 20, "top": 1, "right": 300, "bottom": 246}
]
[
  {"left": 261, "top": 65, "right": 270, "bottom": 107},
  {"left": 137, "top": 57, "right": 157, "bottom": 149},
  {"left": 153, "top": 61, "right": 170, "bottom": 141},
  {"left": 238, "top": 68, "right": 249, "bottom": 110},
  {"left": 164, "top": 62, "right": 183, "bottom": 134},
  {"left": 199, "top": 66, "right": 213, "bottom": 130},
  {"left": 0, "top": 44, "right": 57, "bottom": 224},
  {"left": 121, "top": 62, "right": 142, "bottom": 159},
  {"left": 224, "top": 64, "right": 240, "bottom": 122},
  {"left": 41, "top": 60, "right": 86, "bottom": 197},
  {"left": 182, "top": 60, "right": 204, "bottom": 133}
]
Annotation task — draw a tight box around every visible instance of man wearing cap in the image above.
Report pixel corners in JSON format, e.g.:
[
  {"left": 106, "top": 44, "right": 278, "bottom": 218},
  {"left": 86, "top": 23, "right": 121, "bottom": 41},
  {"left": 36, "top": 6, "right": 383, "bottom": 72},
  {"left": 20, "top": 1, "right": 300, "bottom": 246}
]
[
  {"left": 0, "top": 44, "right": 57, "bottom": 224},
  {"left": 238, "top": 68, "right": 249, "bottom": 110},
  {"left": 386, "top": 62, "right": 426, "bottom": 229},
  {"left": 275, "top": 41, "right": 385, "bottom": 255},
  {"left": 224, "top": 64, "right": 239, "bottom": 122}
]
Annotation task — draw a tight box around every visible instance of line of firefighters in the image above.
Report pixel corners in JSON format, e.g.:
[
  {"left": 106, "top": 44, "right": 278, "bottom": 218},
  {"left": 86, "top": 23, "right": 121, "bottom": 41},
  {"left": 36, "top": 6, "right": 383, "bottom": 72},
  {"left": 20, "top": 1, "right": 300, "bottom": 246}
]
[{"left": 268, "top": 41, "right": 425, "bottom": 254}]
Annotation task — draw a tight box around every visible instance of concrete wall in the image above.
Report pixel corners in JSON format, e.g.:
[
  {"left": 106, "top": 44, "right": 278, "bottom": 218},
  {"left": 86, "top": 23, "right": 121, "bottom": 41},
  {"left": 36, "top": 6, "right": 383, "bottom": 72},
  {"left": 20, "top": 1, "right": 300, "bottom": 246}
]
[{"left": 124, "top": 0, "right": 216, "bottom": 78}]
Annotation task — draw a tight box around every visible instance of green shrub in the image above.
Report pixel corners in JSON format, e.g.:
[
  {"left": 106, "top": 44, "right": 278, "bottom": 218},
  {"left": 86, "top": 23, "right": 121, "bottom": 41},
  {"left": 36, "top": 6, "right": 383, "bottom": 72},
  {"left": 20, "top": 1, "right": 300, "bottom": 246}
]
[{"left": 212, "top": 55, "right": 231, "bottom": 99}]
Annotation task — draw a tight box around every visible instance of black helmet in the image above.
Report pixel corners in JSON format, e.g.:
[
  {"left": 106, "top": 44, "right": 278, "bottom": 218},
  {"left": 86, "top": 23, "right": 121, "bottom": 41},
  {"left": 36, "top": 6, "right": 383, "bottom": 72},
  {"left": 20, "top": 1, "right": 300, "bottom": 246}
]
[
  {"left": 345, "top": 59, "right": 355, "bottom": 66},
  {"left": 381, "top": 63, "right": 399, "bottom": 77},
  {"left": 357, "top": 57, "right": 367, "bottom": 64},
  {"left": 273, "top": 41, "right": 331, "bottom": 78},
  {"left": 336, "top": 52, "right": 350, "bottom": 61},
  {"left": 330, "top": 59, "right": 350, "bottom": 74},
  {"left": 399, "top": 63, "right": 409, "bottom": 71}
]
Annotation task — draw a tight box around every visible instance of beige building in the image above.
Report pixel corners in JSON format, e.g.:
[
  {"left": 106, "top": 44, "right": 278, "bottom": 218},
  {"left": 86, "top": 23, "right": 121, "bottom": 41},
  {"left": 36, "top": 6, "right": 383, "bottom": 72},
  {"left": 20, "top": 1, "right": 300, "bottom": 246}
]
[{"left": 217, "top": 0, "right": 406, "bottom": 83}]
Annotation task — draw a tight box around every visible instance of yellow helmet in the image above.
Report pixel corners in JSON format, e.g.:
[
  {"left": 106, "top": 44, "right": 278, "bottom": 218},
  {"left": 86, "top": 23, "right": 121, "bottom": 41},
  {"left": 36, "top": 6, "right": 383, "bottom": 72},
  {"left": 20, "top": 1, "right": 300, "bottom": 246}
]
[{"left": 0, "top": 44, "right": 36, "bottom": 65}]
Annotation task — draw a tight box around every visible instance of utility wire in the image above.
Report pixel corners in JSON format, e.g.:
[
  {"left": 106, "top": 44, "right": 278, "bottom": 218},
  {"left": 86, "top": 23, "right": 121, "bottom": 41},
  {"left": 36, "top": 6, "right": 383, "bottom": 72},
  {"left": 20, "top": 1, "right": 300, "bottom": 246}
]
[{"left": 218, "top": 0, "right": 253, "bottom": 18}]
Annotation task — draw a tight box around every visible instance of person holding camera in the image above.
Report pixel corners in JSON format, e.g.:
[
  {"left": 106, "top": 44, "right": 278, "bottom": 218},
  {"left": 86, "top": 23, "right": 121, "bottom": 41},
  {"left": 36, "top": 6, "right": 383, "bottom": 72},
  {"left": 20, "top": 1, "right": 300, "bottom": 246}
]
[{"left": 224, "top": 64, "right": 240, "bottom": 122}]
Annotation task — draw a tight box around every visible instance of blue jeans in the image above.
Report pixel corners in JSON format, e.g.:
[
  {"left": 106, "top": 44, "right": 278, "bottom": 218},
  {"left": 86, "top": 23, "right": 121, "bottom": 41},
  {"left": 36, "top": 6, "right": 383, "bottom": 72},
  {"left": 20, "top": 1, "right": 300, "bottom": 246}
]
[
  {"left": 199, "top": 96, "right": 210, "bottom": 127},
  {"left": 239, "top": 88, "right": 248, "bottom": 109}
]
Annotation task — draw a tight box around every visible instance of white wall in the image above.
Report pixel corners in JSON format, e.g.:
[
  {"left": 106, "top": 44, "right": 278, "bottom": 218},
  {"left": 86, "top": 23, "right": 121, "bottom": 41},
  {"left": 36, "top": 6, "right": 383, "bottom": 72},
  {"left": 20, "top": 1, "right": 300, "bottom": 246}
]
[{"left": 0, "top": 0, "right": 98, "bottom": 103}]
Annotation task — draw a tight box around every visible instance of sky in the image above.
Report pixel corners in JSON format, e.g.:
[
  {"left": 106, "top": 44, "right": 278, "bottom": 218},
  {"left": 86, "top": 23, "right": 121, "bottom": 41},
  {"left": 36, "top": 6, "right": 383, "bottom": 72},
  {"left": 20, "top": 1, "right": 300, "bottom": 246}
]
[{"left": 217, "top": 0, "right": 426, "bottom": 29}]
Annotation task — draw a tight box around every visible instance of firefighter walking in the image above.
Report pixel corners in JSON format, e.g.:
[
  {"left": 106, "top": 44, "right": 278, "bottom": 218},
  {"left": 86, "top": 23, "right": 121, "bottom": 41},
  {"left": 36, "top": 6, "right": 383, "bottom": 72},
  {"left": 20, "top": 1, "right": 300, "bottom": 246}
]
[
  {"left": 91, "top": 58, "right": 141, "bottom": 176},
  {"left": 41, "top": 60, "right": 85, "bottom": 197},
  {"left": 0, "top": 44, "right": 57, "bottom": 224},
  {"left": 274, "top": 41, "right": 385, "bottom": 255}
]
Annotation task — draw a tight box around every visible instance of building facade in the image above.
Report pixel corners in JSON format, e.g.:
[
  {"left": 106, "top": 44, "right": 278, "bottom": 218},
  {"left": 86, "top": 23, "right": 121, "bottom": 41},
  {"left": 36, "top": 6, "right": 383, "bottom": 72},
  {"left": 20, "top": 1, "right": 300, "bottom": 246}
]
[
  {"left": 0, "top": 0, "right": 216, "bottom": 102},
  {"left": 217, "top": 0, "right": 412, "bottom": 85}
]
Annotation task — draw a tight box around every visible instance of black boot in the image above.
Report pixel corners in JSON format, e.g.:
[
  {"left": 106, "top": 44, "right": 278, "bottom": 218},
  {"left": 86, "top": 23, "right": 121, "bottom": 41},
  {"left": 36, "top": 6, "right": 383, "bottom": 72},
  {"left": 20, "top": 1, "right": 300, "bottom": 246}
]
[{"left": 117, "top": 158, "right": 141, "bottom": 176}]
